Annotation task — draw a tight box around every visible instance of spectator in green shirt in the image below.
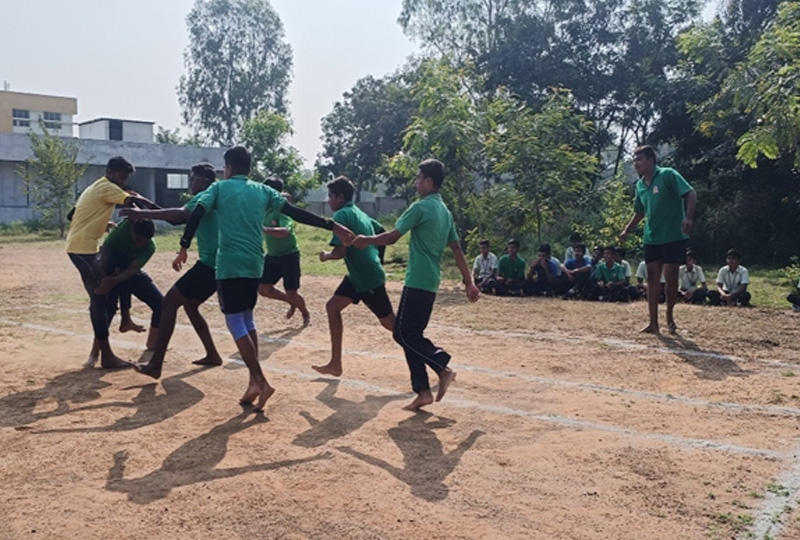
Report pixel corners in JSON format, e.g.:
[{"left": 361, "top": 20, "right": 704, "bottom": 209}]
[
  {"left": 353, "top": 159, "right": 480, "bottom": 411},
  {"left": 314, "top": 176, "right": 395, "bottom": 377},
  {"left": 592, "top": 246, "right": 629, "bottom": 302},
  {"left": 621, "top": 145, "right": 697, "bottom": 333},
  {"left": 481, "top": 239, "right": 526, "bottom": 296}
]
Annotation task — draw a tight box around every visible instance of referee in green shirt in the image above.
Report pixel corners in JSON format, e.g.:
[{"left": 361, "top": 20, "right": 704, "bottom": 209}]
[{"left": 353, "top": 159, "right": 480, "bottom": 411}]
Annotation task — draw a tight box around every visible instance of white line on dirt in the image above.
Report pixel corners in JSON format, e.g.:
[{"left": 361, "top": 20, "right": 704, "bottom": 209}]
[
  {"left": 740, "top": 446, "right": 800, "bottom": 540},
  {"left": 0, "top": 317, "right": 789, "bottom": 460}
]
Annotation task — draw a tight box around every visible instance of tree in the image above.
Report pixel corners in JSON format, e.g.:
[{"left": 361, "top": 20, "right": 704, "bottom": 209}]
[
  {"left": 240, "top": 111, "right": 316, "bottom": 203},
  {"left": 16, "top": 121, "right": 88, "bottom": 238},
  {"left": 155, "top": 126, "right": 182, "bottom": 145},
  {"left": 178, "top": 0, "right": 292, "bottom": 145}
]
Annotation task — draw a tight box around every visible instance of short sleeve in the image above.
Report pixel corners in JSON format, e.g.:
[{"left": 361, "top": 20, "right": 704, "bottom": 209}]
[
  {"left": 196, "top": 182, "right": 218, "bottom": 211},
  {"left": 697, "top": 267, "right": 706, "bottom": 283},
  {"left": 472, "top": 256, "right": 480, "bottom": 271},
  {"left": 665, "top": 169, "right": 693, "bottom": 198},
  {"left": 716, "top": 267, "right": 725, "bottom": 284},
  {"left": 636, "top": 262, "right": 646, "bottom": 279},
  {"left": 266, "top": 186, "right": 287, "bottom": 214},
  {"left": 100, "top": 181, "right": 129, "bottom": 205},
  {"left": 447, "top": 220, "right": 458, "bottom": 244},
  {"left": 740, "top": 268, "right": 750, "bottom": 285},
  {"left": 136, "top": 241, "right": 156, "bottom": 267},
  {"left": 633, "top": 185, "right": 645, "bottom": 214},
  {"left": 330, "top": 209, "right": 347, "bottom": 247},
  {"left": 489, "top": 254, "right": 498, "bottom": 269},
  {"left": 370, "top": 218, "right": 385, "bottom": 235},
  {"left": 394, "top": 202, "right": 422, "bottom": 235}
]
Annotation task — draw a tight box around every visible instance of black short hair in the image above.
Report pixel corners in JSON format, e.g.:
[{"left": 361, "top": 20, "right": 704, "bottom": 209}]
[
  {"left": 686, "top": 249, "right": 697, "bottom": 260},
  {"left": 190, "top": 162, "right": 216, "bottom": 183},
  {"left": 479, "top": 239, "right": 490, "bottom": 247},
  {"left": 575, "top": 243, "right": 586, "bottom": 253},
  {"left": 538, "top": 243, "right": 551, "bottom": 254},
  {"left": 602, "top": 245, "right": 615, "bottom": 254},
  {"left": 327, "top": 176, "right": 355, "bottom": 202},
  {"left": 264, "top": 176, "right": 284, "bottom": 192},
  {"left": 418, "top": 159, "right": 445, "bottom": 189},
  {"left": 726, "top": 248, "right": 742, "bottom": 260},
  {"left": 614, "top": 246, "right": 626, "bottom": 258},
  {"left": 569, "top": 232, "right": 582, "bottom": 242},
  {"left": 224, "top": 145, "right": 251, "bottom": 175},
  {"left": 106, "top": 156, "right": 134, "bottom": 174},
  {"left": 507, "top": 238, "right": 520, "bottom": 248},
  {"left": 132, "top": 219, "right": 155, "bottom": 239},
  {"left": 633, "top": 145, "right": 657, "bottom": 163}
]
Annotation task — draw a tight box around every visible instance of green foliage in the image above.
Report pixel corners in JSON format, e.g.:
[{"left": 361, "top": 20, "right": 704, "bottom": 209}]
[
  {"left": 463, "top": 184, "right": 534, "bottom": 257},
  {"left": 15, "top": 121, "right": 88, "bottom": 238},
  {"left": 178, "top": 0, "right": 292, "bottom": 145}
]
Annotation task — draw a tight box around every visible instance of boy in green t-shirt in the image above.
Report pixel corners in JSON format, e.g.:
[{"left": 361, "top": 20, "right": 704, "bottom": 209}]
[
  {"left": 353, "top": 159, "right": 480, "bottom": 411},
  {"left": 313, "top": 176, "right": 395, "bottom": 377},
  {"left": 592, "top": 246, "right": 628, "bottom": 302},
  {"left": 120, "top": 163, "right": 222, "bottom": 380},
  {"left": 481, "top": 239, "right": 526, "bottom": 296},
  {"left": 258, "top": 177, "right": 310, "bottom": 326}
]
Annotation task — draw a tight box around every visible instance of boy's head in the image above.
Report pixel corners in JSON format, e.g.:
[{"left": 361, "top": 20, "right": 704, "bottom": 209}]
[
  {"left": 507, "top": 238, "right": 520, "bottom": 256},
  {"left": 326, "top": 175, "right": 355, "bottom": 211},
  {"left": 538, "top": 243, "right": 551, "bottom": 258},
  {"left": 264, "top": 176, "right": 284, "bottom": 192},
  {"left": 574, "top": 243, "right": 586, "bottom": 259},
  {"left": 569, "top": 232, "right": 582, "bottom": 247},
  {"left": 223, "top": 145, "right": 251, "bottom": 177},
  {"left": 602, "top": 246, "right": 615, "bottom": 263},
  {"left": 686, "top": 249, "right": 697, "bottom": 266},
  {"left": 614, "top": 246, "right": 625, "bottom": 262},
  {"left": 633, "top": 145, "right": 657, "bottom": 177},
  {"left": 189, "top": 162, "right": 216, "bottom": 195},
  {"left": 415, "top": 159, "right": 445, "bottom": 195},
  {"left": 106, "top": 156, "right": 135, "bottom": 186},
  {"left": 479, "top": 240, "right": 490, "bottom": 256},
  {"left": 726, "top": 249, "right": 742, "bottom": 268},
  {"left": 592, "top": 245, "right": 602, "bottom": 260},
  {"left": 131, "top": 219, "right": 155, "bottom": 247}
]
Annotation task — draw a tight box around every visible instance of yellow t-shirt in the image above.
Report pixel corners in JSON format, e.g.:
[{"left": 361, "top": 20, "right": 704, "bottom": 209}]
[{"left": 65, "top": 177, "right": 130, "bottom": 254}]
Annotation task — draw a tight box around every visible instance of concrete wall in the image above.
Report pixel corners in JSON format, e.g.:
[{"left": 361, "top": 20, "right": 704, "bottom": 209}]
[
  {"left": 79, "top": 121, "right": 107, "bottom": 140},
  {"left": 0, "top": 91, "right": 77, "bottom": 135},
  {"left": 122, "top": 121, "right": 153, "bottom": 143}
]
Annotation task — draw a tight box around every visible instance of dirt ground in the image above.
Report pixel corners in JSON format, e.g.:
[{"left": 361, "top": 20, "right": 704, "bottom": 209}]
[{"left": 2, "top": 245, "right": 800, "bottom": 540}]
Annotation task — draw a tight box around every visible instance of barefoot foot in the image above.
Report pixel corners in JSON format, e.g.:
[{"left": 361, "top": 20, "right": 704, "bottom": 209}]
[
  {"left": 285, "top": 305, "right": 297, "bottom": 320},
  {"left": 301, "top": 311, "right": 311, "bottom": 328},
  {"left": 192, "top": 356, "right": 223, "bottom": 367},
  {"left": 253, "top": 382, "right": 276, "bottom": 411},
  {"left": 403, "top": 391, "right": 434, "bottom": 411},
  {"left": 667, "top": 320, "right": 677, "bottom": 334},
  {"left": 311, "top": 363, "right": 342, "bottom": 377},
  {"left": 119, "top": 320, "right": 145, "bottom": 333},
  {"left": 100, "top": 355, "right": 133, "bottom": 369},
  {"left": 133, "top": 363, "right": 161, "bottom": 379},
  {"left": 639, "top": 324, "right": 660, "bottom": 335},
  {"left": 436, "top": 369, "right": 457, "bottom": 402}
]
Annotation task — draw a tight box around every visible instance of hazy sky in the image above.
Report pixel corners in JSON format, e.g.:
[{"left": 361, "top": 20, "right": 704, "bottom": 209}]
[{"left": 0, "top": 0, "right": 418, "bottom": 164}]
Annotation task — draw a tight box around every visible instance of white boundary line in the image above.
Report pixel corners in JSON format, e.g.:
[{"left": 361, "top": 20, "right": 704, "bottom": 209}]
[
  {"left": 0, "top": 316, "right": 791, "bottom": 460},
  {"left": 741, "top": 446, "right": 800, "bottom": 540}
]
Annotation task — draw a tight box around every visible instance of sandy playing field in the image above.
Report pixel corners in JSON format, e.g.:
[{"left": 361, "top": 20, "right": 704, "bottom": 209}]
[{"left": 2, "top": 244, "right": 800, "bottom": 540}]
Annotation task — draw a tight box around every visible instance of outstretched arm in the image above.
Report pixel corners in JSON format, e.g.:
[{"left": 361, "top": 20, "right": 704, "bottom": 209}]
[
  {"left": 450, "top": 241, "right": 480, "bottom": 302},
  {"left": 280, "top": 203, "right": 353, "bottom": 244},
  {"left": 119, "top": 206, "right": 190, "bottom": 225},
  {"left": 319, "top": 245, "right": 347, "bottom": 262},
  {"left": 353, "top": 229, "right": 402, "bottom": 248}
]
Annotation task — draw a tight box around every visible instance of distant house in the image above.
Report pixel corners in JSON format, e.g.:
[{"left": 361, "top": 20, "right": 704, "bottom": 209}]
[{"left": 0, "top": 90, "right": 225, "bottom": 225}]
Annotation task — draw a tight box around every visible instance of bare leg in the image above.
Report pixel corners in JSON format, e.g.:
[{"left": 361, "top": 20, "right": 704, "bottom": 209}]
[
  {"left": 240, "top": 328, "right": 260, "bottom": 405},
  {"left": 641, "top": 261, "right": 663, "bottom": 334},
  {"left": 85, "top": 339, "right": 100, "bottom": 368},
  {"left": 134, "top": 288, "right": 182, "bottom": 379},
  {"left": 119, "top": 310, "right": 145, "bottom": 333},
  {"left": 313, "top": 296, "right": 352, "bottom": 376},
  {"left": 145, "top": 327, "right": 158, "bottom": 351},
  {"left": 403, "top": 389, "right": 434, "bottom": 411},
  {"left": 259, "top": 283, "right": 302, "bottom": 321},
  {"left": 98, "top": 339, "right": 132, "bottom": 369},
  {"left": 185, "top": 302, "right": 223, "bottom": 366},
  {"left": 286, "top": 290, "right": 310, "bottom": 327},
  {"left": 234, "top": 332, "right": 274, "bottom": 411},
  {"left": 663, "top": 263, "right": 680, "bottom": 333}
]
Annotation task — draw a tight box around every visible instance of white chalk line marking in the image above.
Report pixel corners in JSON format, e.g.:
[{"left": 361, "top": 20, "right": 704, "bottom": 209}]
[
  {"left": 740, "top": 444, "right": 800, "bottom": 540},
  {"left": 0, "top": 317, "right": 792, "bottom": 460},
  {"left": 3, "top": 310, "right": 800, "bottom": 419}
]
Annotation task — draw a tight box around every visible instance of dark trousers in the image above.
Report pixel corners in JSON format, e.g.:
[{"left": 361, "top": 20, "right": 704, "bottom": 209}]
[
  {"left": 107, "top": 272, "right": 164, "bottom": 328},
  {"left": 394, "top": 287, "right": 451, "bottom": 393},
  {"left": 479, "top": 277, "right": 523, "bottom": 296},
  {"left": 707, "top": 290, "right": 751, "bottom": 306},
  {"left": 68, "top": 253, "right": 110, "bottom": 341}
]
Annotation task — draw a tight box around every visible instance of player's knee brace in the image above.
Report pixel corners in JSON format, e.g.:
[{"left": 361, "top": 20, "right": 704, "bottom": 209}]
[
  {"left": 225, "top": 312, "right": 249, "bottom": 341},
  {"left": 243, "top": 309, "right": 256, "bottom": 333}
]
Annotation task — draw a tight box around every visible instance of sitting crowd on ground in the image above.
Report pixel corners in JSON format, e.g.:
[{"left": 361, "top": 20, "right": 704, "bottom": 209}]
[{"left": 473, "top": 234, "right": 770, "bottom": 308}]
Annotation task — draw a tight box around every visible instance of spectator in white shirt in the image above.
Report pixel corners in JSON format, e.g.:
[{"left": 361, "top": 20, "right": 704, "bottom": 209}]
[
  {"left": 708, "top": 249, "right": 751, "bottom": 306},
  {"left": 678, "top": 249, "right": 708, "bottom": 304},
  {"left": 472, "top": 239, "right": 498, "bottom": 287}
]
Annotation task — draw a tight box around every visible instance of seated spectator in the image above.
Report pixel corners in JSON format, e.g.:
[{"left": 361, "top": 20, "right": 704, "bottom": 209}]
[
  {"left": 707, "top": 249, "right": 751, "bottom": 306},
  {"left": 561, "top": 243, "right": 593, "bottom": 299},
  {"left": 564, "top": 232, "right": 582, "bottom": 264},
  {"left": 635, "top": 260, "right": 666, "bottom": 303},
  {"left": 614, "top": 246, "right": 641, "bottom": 301},
  {"left": 678, "top": 250, "right": 708, "bottom": 304},
  {"left": 524, "top": 243, "right": 564, "bottom": 296},
  {"left": 481, "top": 238, "right": 526, "bottom": 296},
  {"left": 592, "top": 246, "right": 629, "bottom": 301},
  {"left": 788, "top": 276, "right": 800, "bottom": 312},
  {"left": 472, "top": 239, "right": 498, "bottom": 287},
  {"left": 590, "top": 245, "right": 603, "bottom": 268}
]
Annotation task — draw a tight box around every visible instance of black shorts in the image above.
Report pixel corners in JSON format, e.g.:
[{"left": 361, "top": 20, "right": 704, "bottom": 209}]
[
  {"left": 644, "top": 239, "right": 688, "bottom": 264},
  {"left": 334, "top": 276, "right": 393, "bottom": 319},
  {"left": 260, "top": 251, "right": 301, "bottom": 290},
  {"left": 217, "top": 278, "right": 259, "bottom": 314},
  {"left": 175, "top": 261, "right": 217, "bottom": 303}
]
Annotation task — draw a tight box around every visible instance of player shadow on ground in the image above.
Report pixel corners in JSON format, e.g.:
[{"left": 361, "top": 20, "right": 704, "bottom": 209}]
[
  {"left": 225, "top": 326, "right": 305, "bottom": 368},
  {"left": 0, "top": 368, "right": 113, "bottom": 429},
  {"left": 292, "top": 379, "right": 407, "bottom": 448},
  {"left": 31, "top": 368, "right": 206, "bottom": 434},
  {"left": 105, "top": 410, "right": 332, "bottom": 504},
  {"left": 657, "top": 333, "right": 753, "bottom": 380},
  {"left": 337, "top": 412, "right": 485, "bottom": 502}
]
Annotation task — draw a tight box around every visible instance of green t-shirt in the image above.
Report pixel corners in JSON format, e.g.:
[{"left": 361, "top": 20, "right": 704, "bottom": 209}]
[
  {"left": 102, "top": 219, "right": 155, "bottom": 269},
  {"left": 331, "top": 202, "right": 385, "bottom": 292},
  {"left": 633, "top": 166, "right": 694, "bottom": 246},
  {"left": 394, "top": 193, "right": 458, "bottom": 293},
  {"left": 185, "top": 193, "right": 219, "bottom": 270},
  {"left": 497, "top": 254, "right": 526, "bottom": 281},
  {"left": 263, "top": 209, "right": 299, "bottom": 256},
  {"left": 196, "top": 175, "right": 286, "bottom": 280},
  {"left": 595, "top": 261, "right": 625, "bottom": 283}
]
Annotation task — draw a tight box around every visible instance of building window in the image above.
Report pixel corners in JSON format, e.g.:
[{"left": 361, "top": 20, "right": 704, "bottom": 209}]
[
  {"left": 12, "top": 109, "right": 30, "bottom": 127},
  {"left": 43, "top": 112, "right": 62, "bottom": 131},
  {"left": 167, "top": 173, "right": 189, "bottom": 190},
  {"left": 109, "top": 119, "right": 123, "bottom": 141}
]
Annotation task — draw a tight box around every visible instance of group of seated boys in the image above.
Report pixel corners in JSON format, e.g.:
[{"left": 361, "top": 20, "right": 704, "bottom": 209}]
[{"left": 474, "top": 234, "right": 760, "bottom": 307}]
